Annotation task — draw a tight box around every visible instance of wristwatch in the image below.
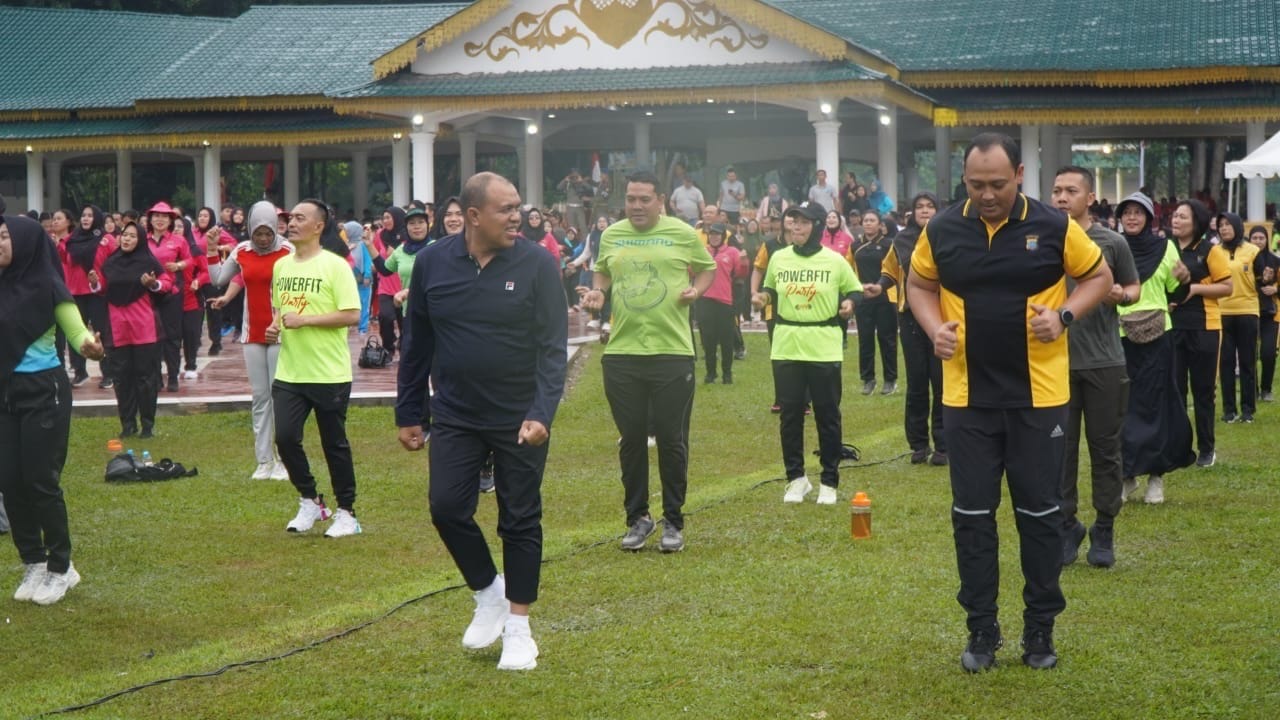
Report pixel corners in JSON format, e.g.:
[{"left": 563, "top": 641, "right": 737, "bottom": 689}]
[{"left": 1058, "top": 307, "right": 1075, "bottom": 327}]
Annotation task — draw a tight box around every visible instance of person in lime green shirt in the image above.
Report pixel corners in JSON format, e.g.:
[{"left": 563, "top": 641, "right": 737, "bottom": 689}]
[
  {"left": 582, "top": 171, "right": 715, "bottom": 553},
  {"left": 268, "top": 200, "right": 362, "bottom": 539},
  {"left": 366, "top": 205, "right": 432, "bottom": 312},
  {"left": 754, "top": 202, "right": 861, "bottom": 506}
]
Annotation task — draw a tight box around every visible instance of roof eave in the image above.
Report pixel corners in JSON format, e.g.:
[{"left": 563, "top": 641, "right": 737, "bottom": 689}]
[{"left": 372, "top": 0, "right": 510, "bottom": 80}]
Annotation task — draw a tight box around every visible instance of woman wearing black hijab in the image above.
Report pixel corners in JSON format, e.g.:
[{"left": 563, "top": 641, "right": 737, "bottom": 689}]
[
  {"left": 61, "top": 204, "right": 114, "bottom": 387},
  {"left": 0, "top": 212, "right": 103, "bottom": 606},
  {"left": 373, "top": 205, "right": 407, "bottom": 354}
]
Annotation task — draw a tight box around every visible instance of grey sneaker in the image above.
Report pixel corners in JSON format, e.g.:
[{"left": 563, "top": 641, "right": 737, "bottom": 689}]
[
  {"left": 861, "top": 380, "right": 876, "bottom": 395},
  {"left": 620, "top": 516, "right": 656, "bottom": 551},
  {"left": 880, "top": 380, "right": 897, "bottom": 395},
  {"left": 659, "top": 523, "right": 684, "bottom": 553}
]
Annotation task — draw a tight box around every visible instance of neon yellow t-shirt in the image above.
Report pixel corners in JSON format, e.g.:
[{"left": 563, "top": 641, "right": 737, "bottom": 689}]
[
  {"left": 764, "top": 246, "right": 861, "bottom": 362},
  {"left": 596, "top": 215, "right": 715, "bottom": 357},
  {"left": 272, "top": 250, "right": 361, "bottom": 383}
]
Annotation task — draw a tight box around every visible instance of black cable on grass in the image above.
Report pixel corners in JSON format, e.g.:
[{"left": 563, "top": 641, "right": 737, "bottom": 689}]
[{"left": 33, "top": 452, "right": 910, "bottom": 718}]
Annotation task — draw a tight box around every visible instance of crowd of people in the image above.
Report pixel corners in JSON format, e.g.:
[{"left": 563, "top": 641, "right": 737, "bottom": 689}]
[{"left": 1, "top": 134, "right": 1278, "bottom": 675}]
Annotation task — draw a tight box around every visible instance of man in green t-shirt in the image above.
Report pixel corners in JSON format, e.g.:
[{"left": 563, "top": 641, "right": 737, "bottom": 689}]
[
  {"left": 267, "top": 199, "right": 362, "bottom": 538},
  {"left": 755, "top": 202, "right": 861, "bottom": 505},
  {"left": 581, "top": 171, "right": 716, "bottom": 553}
]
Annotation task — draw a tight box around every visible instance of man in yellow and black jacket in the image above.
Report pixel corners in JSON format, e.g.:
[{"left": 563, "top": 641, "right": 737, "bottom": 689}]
[{"left": 906, "top": 133, "right": 1112, "bottom": 674}]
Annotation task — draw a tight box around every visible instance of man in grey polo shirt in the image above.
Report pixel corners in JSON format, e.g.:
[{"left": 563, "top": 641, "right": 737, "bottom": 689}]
[
  {"left": 807, "top": 169, "right": 840, "bottom": 215},
  {"left": 669, "top": 177, "right": 705, "bottom": 225},
  {"left": 1051, "top": 165, "right": 1141, "bottom": 568}
]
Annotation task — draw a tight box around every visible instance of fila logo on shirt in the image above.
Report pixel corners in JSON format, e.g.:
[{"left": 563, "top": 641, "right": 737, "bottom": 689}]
[
  {"left": 1025, "top": 235, "right": 1039, "bottom": 251},
  {"left": 505, "top": 281, "right": 515, "bottom": 291}
]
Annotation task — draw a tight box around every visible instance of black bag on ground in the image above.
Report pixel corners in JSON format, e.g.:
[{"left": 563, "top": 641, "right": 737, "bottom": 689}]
[
  {"left": 104, "top": 453, "right": 198, "bottom": 482},
  {"left": 358, "top": 335, "right": 392, "bottom": 368}
]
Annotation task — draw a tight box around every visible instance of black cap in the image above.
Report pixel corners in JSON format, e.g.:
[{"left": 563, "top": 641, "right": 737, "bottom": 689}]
[
  {"left": 708, "top": 222, "right": 726, "bottom": 235},
  {"left": 784, "top": 201, "right": 826, "bottom": 224}
]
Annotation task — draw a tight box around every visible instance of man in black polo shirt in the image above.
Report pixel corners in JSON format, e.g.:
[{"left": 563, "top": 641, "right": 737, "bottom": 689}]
[
  {"left": 907, "top": 133, "right": 1112, "bottom": 672},
  {"left": 396, "top": 172, "right": 568, "bottom": 671}
]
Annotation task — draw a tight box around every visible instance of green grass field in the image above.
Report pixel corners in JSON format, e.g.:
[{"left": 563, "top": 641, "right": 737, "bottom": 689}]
[{"left": 3, "top": 335, "right": 1277, "bottom": 719}]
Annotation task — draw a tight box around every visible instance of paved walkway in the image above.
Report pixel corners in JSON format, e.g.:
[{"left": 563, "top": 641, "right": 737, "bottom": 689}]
[{"left": 69, "top": 310, "right": 603, "bottom": 418}]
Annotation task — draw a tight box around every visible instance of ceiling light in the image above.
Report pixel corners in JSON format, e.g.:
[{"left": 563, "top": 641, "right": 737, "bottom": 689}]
[
  {"left": 706, "top": 98, "right": 715, "bottom": 104},
  {"left": 879, "top": 112, "right": 891, "bottom": 126},
  {"left": 727, "top": 109, "right": 736, "bottom": 115},
  {"left": 644, "top": 111, "right": 654, "bottom": 116},
  {"left": 527, "top": 123, "right": 539, "bottom": 135},
  {"left": 1102, "top": 143, "right": 1113, "bottom": 154},
  {"left": 819, "top": 102, "right": 833, "bottom": 115},
  {"left": 392, "top": 132, "right": 403, "bottom": 140},
  {"left": 547, "top": 113, "right": 557, "bottom": 119},
  {"left": 411, "top": 113, "right": 425, "bottom": 126}
]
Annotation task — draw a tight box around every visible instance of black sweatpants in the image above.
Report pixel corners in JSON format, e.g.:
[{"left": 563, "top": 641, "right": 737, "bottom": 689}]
[
  {"left": 273, "top": 380, "right": 357, "bottom": 511},
  {"left": 109, "top": 343, "right": 161, "bottom": 435},
  {"left": 429, "top": 422, "right": 548, "bottom": 604},
  {"left": 182, "top": 307, "right": 204, "bottom": 371},
  {"left": 1172, "top": 328, "right": 1220, "bottom": 455},
  {"left": 697, "top": 298, "right": 736, "bottom": 379},
  {"left": 378, "top": 295, "right": 403, "bottom": 355},
  {"left": 0, "top": 368, "right": 73, "bottom": 574},
  {"left": 156, "top": 293, "right": 183, "bottom": 383},
  {"left": 774, "top": 360, "right": 843, "bottom": 487},
  {"left": 945, "top": 405, "right": 1068, "bottom": 634},
  {"left": 1219, "top": 314, "right": 1258, "bottom": 416},
  {"left": 201, "top": 284, "right": 224, "bottom": 350},
  {"left": 602, "top": 355, "right": 695, "bottom": 530},
  {"left": 69, "top": 294, "right": 109, "bottom": 377},
  {"left": 900, "top": 311, "right": 945, "bottom": 453},
  {"left": 1063, "top": 366, "right": 1128, "bottom": 528},
  {"left": 855, "top": 299, "right": 897, "bottom": 383},
  {"left": 1260, "top": 316, "right": 1278, "bottom": 394}
]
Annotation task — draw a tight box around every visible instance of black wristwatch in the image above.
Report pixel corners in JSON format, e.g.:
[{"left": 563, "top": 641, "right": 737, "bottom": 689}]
[{"left": 1058, "top": 307, "right": 1075, "bottom": 327}]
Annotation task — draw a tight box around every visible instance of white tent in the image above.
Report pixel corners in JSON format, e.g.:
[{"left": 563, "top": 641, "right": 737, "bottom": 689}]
[{"left": 1226, "top": 130, "right": 1280, "bottom": 215}]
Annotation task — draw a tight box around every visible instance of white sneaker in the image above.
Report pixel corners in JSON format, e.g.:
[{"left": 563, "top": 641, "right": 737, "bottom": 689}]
[
  {"left": 586, "top": 319, "right": 601, "bottom": 330},
  {"left": 497, "top": 622, "right": 539, "bottom": 670},
  {"left": 783, "top": 476, "right": 812, "bottom": 503},
  {"left": 1144, "top": 476, "right": 1165, "bottom": 504},
  {"left": 251, "top": 462, "right": 272, "bottom": 480},
  {"left": 31, "top": 564, "right": 80, "bottom": 606},
  {"left": 646, "top": 435, "right": 657, "bottom": 448},
  {"left": 1121, "top": 477, "right": 1139, "bottom": 503},
  {"left": 183, "top": 370, "right": 198, "bottom": 380},
  {"left": 324, "top": 508, "right": 362, "bottom": 538},
  {"left": 816, "top": 485, "right": 838, "bottom": 505},
  {"left": 462, "top": 575, "right": 509, "bottom": 649},
  {"left": 286, "top": 496, "right": 329, "bottom": 533},
  {"left": 13, "top": 562, "right": 47, "bottom": 602},
  {"left": 269, "top": 460, "right": 289, "bottom": 481}
]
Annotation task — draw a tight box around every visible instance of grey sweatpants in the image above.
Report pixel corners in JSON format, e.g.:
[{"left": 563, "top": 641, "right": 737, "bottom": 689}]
[{"left": 244, "top": 343, "right": 281, "bottom": 465}]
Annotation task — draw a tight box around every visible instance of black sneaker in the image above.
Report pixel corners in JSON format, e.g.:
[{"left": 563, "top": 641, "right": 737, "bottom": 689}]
[
  {"left": 1222, "top": 412, "right": 1239, "bottom": 424},
  {"left": 1061, "top": 520, "right": 1086, "bottom": 565},
  {"left": 1021, "top": 628, "right": 1057, "bottom": 669},
  {"left": 961, "top": 624, "right": 1003, "bottom": 673},
  {"left": 861, "top": 380, "right": 876, "bottom": 396},
  {"left": 722, "top": 373, "right": 733, "bottom": 385},
  {"left": 659, "top": 523, "right": 684, "bottom": 553},
  {"left": 479, "top": 469, "right": 495, "bottom": 494},
  {"left": 620, "top": 516, "right": 656, "bottom": 551},
  {"left": 910, "top": 448, "right": 929, "bottom": 464},
  {"left": 71, "top": 372, "right": 89, "bottom": 388},
  {"left": 167, "top": 378, "right": 179, "bottom": 393},
  {"left": 704, "top": 374, "right": 717, "bottom": 385},
  {"left": 930, "top": 450, "right": 949, "bottom": 466},
  {"left": 1241, "top": 413, "right": 1255, "bottom": 424},
  {"left": 209, "top": 344, "right": 222, "bottom": 357},
  {"left": 1195, "top": 451, "right": 1216, "bottom": 468},
  {"left": 1086, "top": 523, "right": 1115, "bottom": 568}
]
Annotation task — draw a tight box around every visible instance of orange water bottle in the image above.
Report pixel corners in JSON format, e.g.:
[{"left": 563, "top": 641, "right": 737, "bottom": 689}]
[{"left": 850, "top": 491, "right": 872, "bottom": 539}]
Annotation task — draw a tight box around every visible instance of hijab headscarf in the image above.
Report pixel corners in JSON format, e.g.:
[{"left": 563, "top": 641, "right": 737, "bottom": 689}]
[
  {"left": 519, "top": 209, "right": 547, "bottom": 244},
  {"left": 379, "top": 206, "right": 408, "bottom": 250},
  {"left": 784, "top": 202, "right": 827, "bottom": 257},
  {"left": 0, "top": 214, "right": 73, "bottom": 381},
  {"left": 320, "top": 214, "right": 352, "bottom": 259},
  {"left": 101, "top": 221, "right": 164, "bottom": 308},
  {"left": 1116, "top": 192, "right": 1164, "bottom": 283},
  {"left": 65, "top": 204, "right": 106, "bottom": 274},
  {"left": 1215, "top": 211, "right": 1245, "bottom": 249},
  {"left": 246, "top": 201, "right": 286, "bottom": 255}
]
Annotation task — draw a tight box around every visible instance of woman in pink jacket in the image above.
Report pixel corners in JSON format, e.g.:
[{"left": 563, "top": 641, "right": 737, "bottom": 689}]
[
  {"left": 58, "top": 205, "right": 116, "bottom": 389},
  {"left": 92, "top": 222, "right": 172, "bottom": 439},
  {"left": 144, "top": 202, "right": 193, "bottom": 393}
]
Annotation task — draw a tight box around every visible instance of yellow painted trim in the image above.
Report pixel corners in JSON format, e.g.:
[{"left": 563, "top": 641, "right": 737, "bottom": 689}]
[
  {"left": 707, "top": 0, "right": 855, "bottom": 64},
  {"left": 373, "top": 0, "right": 510, "bottom": 80},
  {"left": 907, "top": 66, "right": 1280, "bottom": 89},
  {"left": 933, "top": 105, "right": 1280, "bottom": 128},
  {"left": 0, "top": 127, "right": 411, "bottom": 155},
  {"left": 0, "top": 110, "right": 71, "bottom": 122},
  {"left": 132, "top": 95, "right": 335, "bottom": 114},
  {"left": 334, "top": 79, "right": 933, "bottom": 118},
  {"left": 77, "top": 109, "right": 142, "bottom": 120}
]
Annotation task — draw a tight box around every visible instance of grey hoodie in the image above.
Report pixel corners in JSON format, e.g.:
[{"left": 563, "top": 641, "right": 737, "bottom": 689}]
[{"left": 215, "top": 200, "right": 290, "bottom": 287}]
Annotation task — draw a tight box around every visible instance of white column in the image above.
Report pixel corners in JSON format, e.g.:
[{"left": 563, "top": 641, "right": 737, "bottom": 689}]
[
  {"left": 904, "top": 166, "right": 920, "bottom": 199},
  {"left": 523, "top": 128, "right": 544, "bottom": 208},
  {"left": 934, "top": 126, "right": 952, "bottom": 201},
  {"left": 1020, "top": 125, "right": 1042, "bottom": 199},
  {"left": 876, "top": 108, "right": 898, "bottom": 209},
  {"left": 1246, "top": 122, "right": 1267, "bottom": 221},
  {"left": 283, "top": 144, "right": 300, "bottom": 209},
  {"left": 634, "top": 121, "right": 651, "bottom": 169},
  {"left": 458, "top": 131, "right": 477, "bottom": 180},
  {"left": 391, "top": 138, "right": 410, "bottom": 207},
  {"left": 116, "top": 150, "right": 133, "bottom": 211},
  {"left": 410, "top": 127, "right": 437, "bottom": 204},
  {"left": 193, "top": 156, "right": 205, "bottom": 209},
  {"left": 1210, "top": 139, "right": 1227, "bottom": 204},
  {"left": 46, "top": 158, "right": 63, "bottom": 210},
  {"left": 202, "top": 145, "right": 222, "bottom": 210},
  {"left": 813, "top": 119, "right": 842, "bottom": 196},
  {"left": 1192, "top": 139, "right": 1208, "bottom": 194},
  {"left": 1039, "top": 124, "right": 1059, "bottom": 196},
  {"left": 25, "top": 152, "right": 45, "bottom": 213},
  {"left": 351, "top": 150, "right": 369, "bottom": 218},
  {"left": 1058, "top": 133, "right": 1074, "bottom": 172}
]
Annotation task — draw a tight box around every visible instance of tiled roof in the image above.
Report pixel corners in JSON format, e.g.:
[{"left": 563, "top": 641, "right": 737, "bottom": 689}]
[
  {"left": 763, "top": 0, "right": 1280, "bottom": 72},
  {"left": 0, "top": 112, "right": 403, "bottom": 142},
  {"left": 0, "top": 7, "right": 229, "bottom": 111},
  {"left": 929, "top": 83, "right": 1280, "bottom": 111},
  {"left": 138, "top": 3, "right": 467, "bottom": 101},
  {"left": 332, "top": 61, "right": 883, "bottom": 98}
]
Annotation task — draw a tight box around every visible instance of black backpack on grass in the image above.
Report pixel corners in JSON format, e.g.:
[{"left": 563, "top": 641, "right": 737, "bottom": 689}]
[{"left": 104, "top": 453, "right": 198, "bottom": 482}]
